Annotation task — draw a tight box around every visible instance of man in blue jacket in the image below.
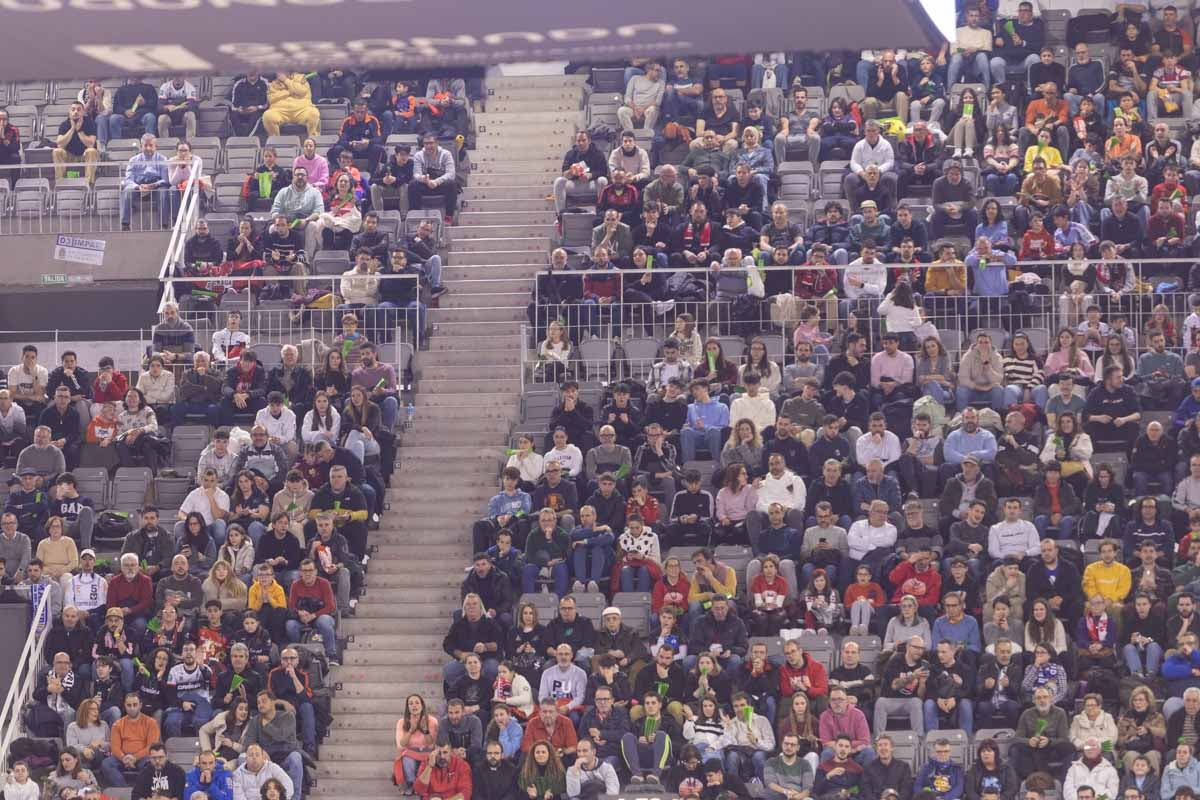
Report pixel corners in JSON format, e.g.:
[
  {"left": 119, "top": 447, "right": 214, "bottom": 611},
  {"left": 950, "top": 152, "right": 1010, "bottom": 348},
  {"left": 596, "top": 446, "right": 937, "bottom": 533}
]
[
  {"left": 914, "top": 739, "right": 965, "bottom": 800},
  {"left": 184, "top": 750, "right": 234, "bottom": 800}
]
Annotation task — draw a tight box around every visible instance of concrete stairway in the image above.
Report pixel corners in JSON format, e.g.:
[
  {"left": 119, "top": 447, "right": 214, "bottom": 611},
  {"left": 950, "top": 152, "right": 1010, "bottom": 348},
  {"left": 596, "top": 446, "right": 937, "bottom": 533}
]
[{"left": 309, "top": 73, "right": 586, "bottom": 800}]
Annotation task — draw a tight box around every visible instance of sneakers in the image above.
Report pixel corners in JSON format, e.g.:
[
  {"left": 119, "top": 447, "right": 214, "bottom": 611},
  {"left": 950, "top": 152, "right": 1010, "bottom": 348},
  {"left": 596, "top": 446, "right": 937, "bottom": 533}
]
[
  {"left": 572, "top": 580, "right": 586, "bottom": 593},
  {"left": 586, "top": 580, "right": 600, "bottom": 593},
  {"left": 430, "top": 285, "right": 449, "bottom": 299},
  {"left": 952, "top": 147, "right": 963, "bottom": 157}
]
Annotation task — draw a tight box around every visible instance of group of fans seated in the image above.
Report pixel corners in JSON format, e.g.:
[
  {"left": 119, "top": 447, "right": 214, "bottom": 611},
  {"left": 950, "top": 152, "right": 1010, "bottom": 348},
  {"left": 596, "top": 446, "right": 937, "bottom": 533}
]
[
  {"left": 0, "top": 328, "right": 397, "bottom": 798},
  {"left": 432, "top": 26, "right": 1200, "bottom": 800}
]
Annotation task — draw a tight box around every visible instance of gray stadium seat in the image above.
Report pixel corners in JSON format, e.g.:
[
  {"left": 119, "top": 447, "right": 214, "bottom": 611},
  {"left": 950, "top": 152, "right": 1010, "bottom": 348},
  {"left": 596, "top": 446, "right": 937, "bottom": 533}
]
[
  {"left": 112, "top": 467, "right": 153, "bottom": 512},
  {"left": 171, "top": 425, "right": 211, "bottom": 475},
  {"left": 72, "top": 467, "right": 109, "bottom": 509},
  {"left": 313, "top": 250, "right": 351, "bottom": 276},
  {"left": 611, "top": 592, "right": 652, "bottom": 637}
]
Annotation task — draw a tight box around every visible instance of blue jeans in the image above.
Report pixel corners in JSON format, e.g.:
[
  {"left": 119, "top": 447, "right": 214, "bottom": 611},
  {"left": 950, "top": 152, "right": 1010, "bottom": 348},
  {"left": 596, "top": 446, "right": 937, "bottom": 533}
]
[
  {"left": 955, "top": 385, "right": 1005, "bottom": 411},
  {"left": 924, "top": 697, "right": 974, "bottom": 735},
  {"left": 681, "top": 426, "right": 723, "bottom": 462},
  {"left": 620, "top": 565, "right": 652, "bottom": 592},
  {"left": 522, "top": 562, "right": 570, "bottom": 596},
  {"left": 99, "top": 756, "right": 149, "bottom": 787},
  {"left": 1123, "top": 642, "right": 1164, "bottom": 676},
  {"left": 377, "top": 300, "right": 426, "bottom": 337},
  {"left": 948, "top": 52, "right": 991, "bottom": 91},
  {"left": 572, "top": 545, "right": 611, "bottom": 583},
  {"left": 663, "top": 89, "right": 705, "bottom": 120},
  {"left": 164, "top": 691, "right": 214, "bottom": 737},
  {"left": 278, "top": 751, "right": 304, "bottom": 796},
  {"left": 1066, "top": 92, "right": 1107, "bottom": 117},
  {"left": 683, "top": 651, "right": 743, "bottom": 673},
  {"left": 286, "top": 614, "right": 338, "bottom": 659},
  {"left": 101, "top": 706, "right": 122, "bottom": 727},
  {"left": 819, "top": 747, "right": 877, "bottom": 766},
  {"left": 295, "top": 700, "right": 317, "bottom": 751},
  {"left": 377, "top": 395, "right": 399, "bottom": 431},
  {"left": 1003, "top": 384, "right": 1049, "bottom": 408},
  {"left": 752, "top": 63, "right": 790, "bottom": 89},
  {"left": 421, "top": 254, "right": 443, "bottom": 289},
  {"left": 724, "top": 747, "right": 767, "bottom": 781},
  {"left": 1034, "top": 514, "right": 1076, "bottom": 541},
  {"left": 240, "top": 521, "right": 268, "bottom": 548},
  {"left": 1133, "top": 470, "right": 1174, "bottom": 496},
  {"left": 922, "top": 382, "right": 953, "bottom": 408},
  {"left": 104, "top": 112, "right": 156, "bottom": 142},
  {"left": 120, "top": 185, "right": 171, "bottom": 226},
  {"left": 985, "top": 172, "right": 1020, "bottom": 196}
]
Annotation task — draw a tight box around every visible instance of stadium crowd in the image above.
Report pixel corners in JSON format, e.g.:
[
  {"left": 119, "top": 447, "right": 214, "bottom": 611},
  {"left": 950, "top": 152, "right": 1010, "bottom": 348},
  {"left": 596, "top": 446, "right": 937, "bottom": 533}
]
[{"left": 444, "top": 11, "right": 1200, "bottom": 800}]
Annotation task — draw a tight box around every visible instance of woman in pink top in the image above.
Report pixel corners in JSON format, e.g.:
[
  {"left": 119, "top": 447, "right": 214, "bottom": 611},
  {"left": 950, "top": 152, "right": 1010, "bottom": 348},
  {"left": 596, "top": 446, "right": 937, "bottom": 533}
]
[
  {"left": 293, "top": 137, "right": 330, "bottom": 192},
  {"left": 1043, "top": 327, "right": 1095, "bottom": 383},
  {"left": 714, "top": 463, "right": 757, "bottom": 541},
  {"left": 394, "top": 693, "right": 439, "bottom": 792}
]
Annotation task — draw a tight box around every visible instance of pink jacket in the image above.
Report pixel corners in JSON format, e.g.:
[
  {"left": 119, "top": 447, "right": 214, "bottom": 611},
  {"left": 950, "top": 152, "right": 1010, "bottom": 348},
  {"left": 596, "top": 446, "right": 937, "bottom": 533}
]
[
  {"left": 292, "top": 154, "right": 329, "bottom": 191},
  {"left": 818, "top": 706, "right": 872, "bottom": 749},
  {"left": 715, "top": 485, "right": 758, "bottom": 523}
]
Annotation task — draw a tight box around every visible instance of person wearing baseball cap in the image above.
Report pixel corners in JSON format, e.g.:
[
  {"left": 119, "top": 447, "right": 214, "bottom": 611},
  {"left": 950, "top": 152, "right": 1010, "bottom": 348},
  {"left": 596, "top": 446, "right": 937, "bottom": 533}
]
[{"left": 62, "top": 547, "right": 107, "bottom": 630}]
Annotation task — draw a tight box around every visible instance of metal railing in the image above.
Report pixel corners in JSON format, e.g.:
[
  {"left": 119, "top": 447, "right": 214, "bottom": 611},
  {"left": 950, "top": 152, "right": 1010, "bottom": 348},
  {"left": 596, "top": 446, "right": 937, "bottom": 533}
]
[
  {"left": 159, "top": 273, "right": 423, "bottom": 369},
  {"left": 0, "top": 155, "right": 204, "bottom": 236},
  {"left": 0, "top": 590, "right": 53, "bottom": 768},
  {"left": 524, "top": 257, "right": 1200, "bottom": 386}
]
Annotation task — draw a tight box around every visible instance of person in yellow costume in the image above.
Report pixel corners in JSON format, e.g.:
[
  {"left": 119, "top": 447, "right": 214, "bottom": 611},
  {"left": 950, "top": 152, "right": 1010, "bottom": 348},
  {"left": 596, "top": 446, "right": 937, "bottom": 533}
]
[{"left": 262, "top": 72, "right": 321, "bottom": 137}]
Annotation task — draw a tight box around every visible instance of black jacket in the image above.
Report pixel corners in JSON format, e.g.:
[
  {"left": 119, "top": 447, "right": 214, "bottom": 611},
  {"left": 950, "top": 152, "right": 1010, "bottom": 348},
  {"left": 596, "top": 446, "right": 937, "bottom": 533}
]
[
  {"left": 543, "top": 613, "right": 597, "bottom": 655},
  {"left": 38, "top": 404, "right": 82, "bottom": 447},
  {"left": 472, "top": 761, "right": 519, "bottom": 800},
  {"left": 45, "top": 624, "right": 93, "bottom": 670},
  {"left": 265, "top": 364, "right": 314, "bottom": 407},
  {"left": 862, "top": 756, "right": 914, "bottom": 800},
  {"left": 442, "top": 616, "right": 504, "bottom": 659},
  {"left": 46, "top": 367, "right": 93, "bottom": 401},
  {"left": 531, "top": 478, "right": 579, "bottom": 517},
  {"left": 560, "top": 144, "right": 609, "bottom": 181},
  {"left": 461, "top": 568, "right": 514, "bottom": 616}
]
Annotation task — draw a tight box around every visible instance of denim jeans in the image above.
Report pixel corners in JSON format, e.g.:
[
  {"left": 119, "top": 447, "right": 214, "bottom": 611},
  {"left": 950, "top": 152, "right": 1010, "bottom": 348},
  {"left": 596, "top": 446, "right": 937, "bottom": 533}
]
[
  {"left": 99, "top": 756, "right": 149, "bottom": 787},
  {"left": 922, "top": 381, "right": 953, "bottom": 408},
  {"left": 955, "top": 385, "right": 1005, "bottom": 411},
  {"left": 1034, "top": 514, "right": 1076, "bottom": 540},
  {"left": 572, "top": 545, "right": 611, "bottom": 583},
  {"left": 681, "top": 427, "right": 723, "bottom": 462},
  {"left": 286, "top": 613, "right": 338, "bottom": 658},
  {"left": 522, "top": 562, "right": 570, "bottom": 596},
  {"left": 104, "top": 111, "right": 156, "bottom": 142},
  {"left": 443, "top": 656, "right": 499, "bottom": 688},
  {"left": 1123, "top": 642, "right": 1164, "bottom": 676},
  {"left": 1003, "top": 384, "right": 1049, "bottom": 408},
  {"left": 164, "top": 691, "right": 214, "bottom": 737},
  {"left": 377, "top": 300, "right": 426, "bottom": 338},
  {"left": 800, "top": 562, "right": 838, "bottom": 588},
  {"left": 724, "top": 747, "right": 768, "bottom": 781},
  {"left": 120, "top": 185, "right": 171, "bottom": 226},
  {"left": 985, "top": 172, "right": 1020, "bottom": 196},
  {"left": 172, "top": 401, "right": 219, "bottom": 427},
  {"left": 620, "top": 565, "right": 653, "bottom": 592},
  {"left": 947, "top": 52, "right": 992, "bottom": 91},
  {"left": 1132, "top": 470, "right": 1174, "bottom": 496}
]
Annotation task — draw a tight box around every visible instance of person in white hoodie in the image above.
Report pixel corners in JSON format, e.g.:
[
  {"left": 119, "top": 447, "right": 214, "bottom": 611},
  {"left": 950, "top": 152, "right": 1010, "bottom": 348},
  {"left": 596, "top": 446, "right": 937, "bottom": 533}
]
[
  {"left": 231, "top": 744, "right": 295, "bottom": 800},
  {"left": 748, "top": 452, "right": 807, "bottom": 544},
  {"left": 847, "top": 500, "right": 898, "bottom": 578},
  {"left": 839, "top": 240, "right": 887, "bottom": 329},
  {"left": 254, "top": 392, "right": 298, "bottom": 459},
  {"left": 729, "top": 373, "right": 777, "bottom": 436},
  {"left": 1062, "top": 738, "right": 1119, "bottom": 800}
]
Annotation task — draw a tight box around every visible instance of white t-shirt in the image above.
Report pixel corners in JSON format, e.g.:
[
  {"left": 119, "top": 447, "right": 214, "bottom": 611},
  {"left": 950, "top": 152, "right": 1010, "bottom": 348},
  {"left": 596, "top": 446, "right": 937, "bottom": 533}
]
[{"left": 180, "top": 486, "right": 230, "bottom": 526}]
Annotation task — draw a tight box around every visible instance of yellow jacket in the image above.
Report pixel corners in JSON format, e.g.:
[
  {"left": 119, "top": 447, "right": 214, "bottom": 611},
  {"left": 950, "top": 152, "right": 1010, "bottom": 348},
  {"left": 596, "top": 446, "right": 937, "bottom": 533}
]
[
  {"left": 248, "top": 579, "right": 287, "bottom": 610},
  {"left": 267, "top": 74, "right": 315, "bottom": 115},
  {"left": 688, "top": 563, "right": 738, "bottom": 603},
  {"left": 1082, "top": 560, "right": 1131, "bottom": 603}
]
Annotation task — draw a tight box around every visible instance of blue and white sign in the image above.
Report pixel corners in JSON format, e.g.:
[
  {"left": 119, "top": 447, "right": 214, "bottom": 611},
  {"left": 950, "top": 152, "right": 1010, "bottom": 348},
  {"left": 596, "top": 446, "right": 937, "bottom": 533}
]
[{"left": 53, "top": 235, "right": 106, "bottom": 267}]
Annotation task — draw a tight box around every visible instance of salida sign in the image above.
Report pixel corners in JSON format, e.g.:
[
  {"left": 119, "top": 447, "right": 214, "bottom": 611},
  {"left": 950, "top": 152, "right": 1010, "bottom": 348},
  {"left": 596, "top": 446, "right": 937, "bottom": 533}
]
[{"left": 0, "top": 0, "right": 942, "bottom": 80}]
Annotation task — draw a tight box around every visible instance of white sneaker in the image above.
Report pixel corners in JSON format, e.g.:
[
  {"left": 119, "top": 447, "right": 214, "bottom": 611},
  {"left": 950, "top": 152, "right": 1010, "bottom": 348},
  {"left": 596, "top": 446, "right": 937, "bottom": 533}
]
[
  {"left": 952, "top": 147, "right": 963, "bottom": 157},
  {"left": 586, "top": 580, "right": 600, "bottom": 593},
  {"left": 962, "top": 147, "right": 974, "bottom": 158},
  {"left": 572, "top": 580, "right": 585, "bottom": 593}
]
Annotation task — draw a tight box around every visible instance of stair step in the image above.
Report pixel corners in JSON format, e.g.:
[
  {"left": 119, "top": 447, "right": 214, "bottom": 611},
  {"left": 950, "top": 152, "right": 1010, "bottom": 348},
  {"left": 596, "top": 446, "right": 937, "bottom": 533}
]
[
  {"left": 331, "top": 682, "right": 445, "bottom": 702},
  {"left": 346, "top": 632, "right": 448, "bottom": 649},
  {"left": 341, "top": 617, "right": 452, "bottom": 635},
  {"left": 316, "top": 760, "right": 395, "bottom": 780},
  {"left": 451, "top": 222, "right": 555, "bottom": 240},
  {"left": 415, "top": 345, "right": 524, "bottom": 364},
  {"left": 416, "top": 364, "right": 519, "bottom": 381},
  {"left": 448, "top": 236, "right": 550, "bottom": 253},
  {"left": 418, "top": 377, "right": 522, "bottom": 393},
  {"left": 437, "top": 290, "right": 527, "bottom": 308},
  {"left": 317, "top": 743, "right": 398, "bottom": 761},
  {"left": 471, "top": 150, "right": 561, "bottom": 166},
  {"left": 428, "top": 305, "right": 527, "bottom": 322},
  {"left": 308, "top": 778, "right": 398, "bottom": 798},
  {"left": 460, "top": 197, "right": 554, "bottom": 213},
  {"left": 467, "top": 172, "right": 558, "bottom": 188},
  {"left": 445, "top": 249, "right": 547, "bottom": 266},
  {"left": 475, "top": 112, "right": 582, "bottom": 129},
  {"left": 414, "top": 391, "right": 519, "bottom": 407},
  {"left": 473, "top": 142, "right": 563, "bottom": 159},
  {"left": 425, "top": 332, "right": 521, "bottom": 349},
  {"left": 358, "top": 571, "right": 461, "bottom": 589},
  {"left": 485, "top": 75, "right": 588, "bottom": 90},
  {"left": 485, "top": 99, "right": 581, "bottom": 113},
  {"left": 324, "top": 727, "right": 406, "bottom": 743},
  {"left": 339, "top": 648, "right": 449, "bottom": 667},
  {"left": 461, "top": 184, "right": 552, "bottom": 201},
  {"left": 458, "top": 210, "right": 556, "bottom": 226},
  {"left": 327, "top": 713, "right": 407, "bottom": 730}
]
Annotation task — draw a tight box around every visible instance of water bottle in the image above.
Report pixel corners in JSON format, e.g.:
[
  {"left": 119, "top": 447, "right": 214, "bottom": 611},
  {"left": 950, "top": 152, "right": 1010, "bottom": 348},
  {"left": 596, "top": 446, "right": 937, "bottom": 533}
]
[{"left": 405, "top": 402, "right": 415, "bottom": 431}]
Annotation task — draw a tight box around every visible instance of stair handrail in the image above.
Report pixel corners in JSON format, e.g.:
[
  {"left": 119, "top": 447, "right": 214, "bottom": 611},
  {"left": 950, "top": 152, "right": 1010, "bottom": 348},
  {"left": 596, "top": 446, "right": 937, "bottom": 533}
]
[
  {"left": 0, "top": 589, "right": 55, "bottom": 767},
  {"left": 157, "top": 153, "right": 205, "bottom": 313}
]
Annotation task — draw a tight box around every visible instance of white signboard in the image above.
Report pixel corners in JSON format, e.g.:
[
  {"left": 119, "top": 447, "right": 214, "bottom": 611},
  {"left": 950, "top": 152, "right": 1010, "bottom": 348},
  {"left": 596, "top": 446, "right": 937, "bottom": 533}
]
[{"left": 53, "top": 235, "right": 106, "bottom": 267}]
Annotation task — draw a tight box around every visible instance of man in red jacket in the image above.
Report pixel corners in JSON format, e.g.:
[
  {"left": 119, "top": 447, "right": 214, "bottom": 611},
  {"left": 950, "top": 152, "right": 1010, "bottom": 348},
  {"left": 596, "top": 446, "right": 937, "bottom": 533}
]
[
  {"left": 106, "top": 553, "right": 154, "bottom": 637},
  {"left": 414, "top": 742, "right": 472, "bottom": 800},
  {"left": 778, "top": 639, "right": 829, "bottom": 711},
  {"left": 284, "top": 559, "right": 338, "bottom": 665}
]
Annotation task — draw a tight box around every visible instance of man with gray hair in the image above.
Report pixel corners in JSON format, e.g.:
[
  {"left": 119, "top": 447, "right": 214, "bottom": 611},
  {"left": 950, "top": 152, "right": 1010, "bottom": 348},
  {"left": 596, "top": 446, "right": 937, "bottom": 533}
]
[
  {"left": 213, "top": 642, "right": 262, "bottom": 713},
  {"left": 120, "top": 133, "right": 170, "bottom": 230},
  {"left": 618, "top": 63, "right": 665, "bottom": 132},
  {"left": 845, "top": 120, "right": 897, "bottom": 201}
]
